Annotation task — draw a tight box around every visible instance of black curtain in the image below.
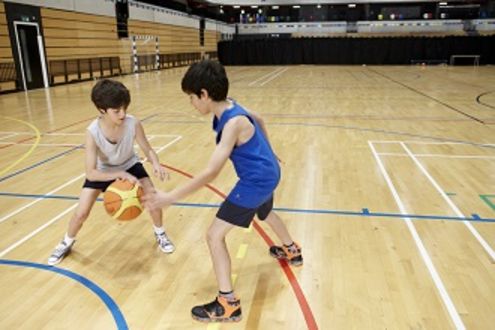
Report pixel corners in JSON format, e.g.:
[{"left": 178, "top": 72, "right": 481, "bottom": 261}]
[{"left": 218, "top": 36, "right": 495, "bottom": 65}]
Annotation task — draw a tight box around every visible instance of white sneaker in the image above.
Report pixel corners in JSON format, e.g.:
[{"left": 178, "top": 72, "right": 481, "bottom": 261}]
[
  {"left": 48, "top": 240, "right": 75, "bottom": 266},
  {"left": 155, "top": 233, "right": 175, "bottom": 253}
]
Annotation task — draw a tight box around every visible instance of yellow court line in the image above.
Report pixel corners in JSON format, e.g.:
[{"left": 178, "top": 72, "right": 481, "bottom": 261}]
[
  {"left": 236, "top": 244, "right": 248, "bottom": 259},
  {"left": 0, "top": 117, "right": 41, "bottom": 177}
]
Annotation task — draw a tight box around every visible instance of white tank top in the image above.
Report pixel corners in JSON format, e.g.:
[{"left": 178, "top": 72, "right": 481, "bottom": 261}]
[{"left": 87, "top": 114, "right": 140, "bottom": 171}]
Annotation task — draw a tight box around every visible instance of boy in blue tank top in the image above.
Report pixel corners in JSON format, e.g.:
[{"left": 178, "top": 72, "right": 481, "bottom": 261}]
[{"left": 144, "top": 60, "right": 303, "bottom": 323}]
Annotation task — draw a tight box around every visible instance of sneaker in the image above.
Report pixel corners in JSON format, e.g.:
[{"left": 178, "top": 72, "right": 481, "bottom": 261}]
[
  {"left": 269, "top": 242, "right": 303, "bottom": 266},
  {"left": 155, "top": 232, "right": 175, "bottom": 253},
  {"left": 47, "top": 240, "right": 75, "bottom": 266},
  {"left": 191, "top": 296, "right": 242, "bottom": 323}
]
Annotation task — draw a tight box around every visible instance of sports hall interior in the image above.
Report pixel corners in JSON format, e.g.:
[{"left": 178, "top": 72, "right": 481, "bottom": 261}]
[{"left": 0, "top": 0, "right": 494, "bottom": 329}]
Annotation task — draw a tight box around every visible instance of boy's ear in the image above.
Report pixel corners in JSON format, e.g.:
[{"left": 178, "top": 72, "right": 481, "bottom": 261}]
[
  {"left": 200, "top": 89, "right": 209, "bottom": 100},
  {"left": 97, "top": 108, "right": 106, "bottom": 114}
]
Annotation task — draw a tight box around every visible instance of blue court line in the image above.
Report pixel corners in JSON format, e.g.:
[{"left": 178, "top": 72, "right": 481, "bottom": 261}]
[
  {"left": 0, "top": 259, "right": 128, "bottom": 330},
  {"left": 0, "top": 114, "right": 158, "bottom": 184},
  {"left": 138, "top": 119, "right": 495, "bottom": 150},
  {"left": 0, "top": 145, "right": 83, "bottom": 183},
  {"left": 1, "top": 191, "right": 493, "bottom": 223}
]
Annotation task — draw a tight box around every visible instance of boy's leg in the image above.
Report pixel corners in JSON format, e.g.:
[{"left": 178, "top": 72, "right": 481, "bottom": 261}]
[
  {"left": 191, "top": 217, "right": 241, "bottom": 322},
  {"left": 263, "top": 211, "right": 303, "bottom": 266},
  {"left": 48, "top": 188, "right": 100, "bottom": 265},
  {"left": 263, "top": 211, "right": 293, "bottom": 246},
  {"left": 207, "top": 218, "right": 235, "bottom": 292},
  {"left": 139, "top": 177, "right": 174, "bottom": 253}
]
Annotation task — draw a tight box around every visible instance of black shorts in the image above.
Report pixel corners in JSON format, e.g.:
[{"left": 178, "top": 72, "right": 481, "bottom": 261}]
[
  {"left": 216, "top": 196, "right": 274, "bottom": 228},
  {"left": 82, "top": 162, "right": 149, "bottom": 192}
]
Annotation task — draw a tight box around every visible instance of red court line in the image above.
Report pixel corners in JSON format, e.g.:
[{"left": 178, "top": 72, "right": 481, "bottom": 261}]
[
  {"left": 0, "top": 117, "right": 93, "bottom": 150},
  {"left": 162, "top": 164, "right": 318, "bottom": 330}
]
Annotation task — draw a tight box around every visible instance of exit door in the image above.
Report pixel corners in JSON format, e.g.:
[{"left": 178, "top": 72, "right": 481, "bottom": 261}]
[{"left": 14, "top": 22, "right": 48, "bottom": 90}]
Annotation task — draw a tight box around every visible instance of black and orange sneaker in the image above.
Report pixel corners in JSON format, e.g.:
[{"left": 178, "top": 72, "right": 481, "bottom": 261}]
[
  {"left": 269, "top": 242, "right": 303, "bottom": 266},
  {"left": 191, "top": 295, "right": 242, "bottom": 323}
]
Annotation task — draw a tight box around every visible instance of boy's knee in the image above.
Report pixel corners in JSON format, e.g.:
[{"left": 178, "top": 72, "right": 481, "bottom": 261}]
[
  {"left": 74, "top": 210, "right": 90, "bottom": 223},
  {"left": 206, "top": 228, "right": 224, "bottom": 245}
]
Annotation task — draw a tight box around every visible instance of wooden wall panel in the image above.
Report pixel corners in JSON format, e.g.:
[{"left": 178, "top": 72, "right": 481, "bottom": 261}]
[
  {"left": 0, "top": 0, "right": 13, "bottom": 61},
  {"left": 38, "top": 6, "right": 222, "bottom": 77}
]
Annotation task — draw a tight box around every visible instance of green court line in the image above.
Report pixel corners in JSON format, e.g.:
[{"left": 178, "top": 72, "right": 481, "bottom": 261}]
[{"left": 480, "top": 195, "right": 495, "bottom": 212}]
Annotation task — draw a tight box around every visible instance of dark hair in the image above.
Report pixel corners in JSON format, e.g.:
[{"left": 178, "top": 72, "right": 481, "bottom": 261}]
[
  {"left": 91, "top": 79, "right": 131, "bottom": 111},
  {"left": 181, "top": 60, "right": 228, "bottom": 101}
]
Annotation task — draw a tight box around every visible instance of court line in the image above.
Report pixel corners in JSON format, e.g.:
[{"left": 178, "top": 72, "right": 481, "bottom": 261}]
[
  {"left": 270, "top": 122, "right": 495, "bottom": 150},
  {"left": 368, "top": 68, "right": 484, "bottom": 124},
  {"left": 0, "top": 138, "right": 180, "bottom": 251},
  {"left": 475, "top": 91, "right": 495, "bottom": 110},
  {"left": 1, "top": 191, "right": 494, "bottom": 223},
  {"left": 0, "top": 204, "right": 78, "bottom": 258},
  {"left": 0, "top": 133, "right": 17, "bottom": 141},
  {"left": 0, "top": 114, "right": 166, "bottom": 183},
  {"left": 248, "top": 67, "right": 285, "bottom": 86},
  {"left": 0, "top": 259, "right": 128, "bottom": 330},
  {"left": 401, "top": 142, "right": 495, "bottom": 261},
  {"left": 0, "top": 174, "right": 85, "bottom": 225},
  {"left": 260, "top": 67, "right": 289, "bottom": 86},
  {"left": 0, "top": 142, "right": 83, "bottom": 147},
  {"left": 0, "top": 145, "right": 83, "bottom": 183},
  {"left": 0, "top": 117, "right": 41, "bottom": 177},
  {"left": 378, "top": 153, "right": 495, "bottom": 160},
  {"left": 0, "top": 116, "right": 93, "bottom": 151},
  {"left": 369, "top": 141, "right": 465, "bottom": 330},
  {"left": 161, "top": 164, "right": 318, "bottom": 330},
  {"left": 371, "top": 140, "right": 495, "bottom": 147}
]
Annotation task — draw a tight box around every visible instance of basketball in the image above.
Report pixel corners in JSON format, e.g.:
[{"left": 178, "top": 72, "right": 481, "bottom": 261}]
[{"left": 103, "top": 179, "right": 144, "bottom": 221}]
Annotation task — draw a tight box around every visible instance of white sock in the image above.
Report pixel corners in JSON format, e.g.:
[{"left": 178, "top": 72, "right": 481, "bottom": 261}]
[
  {"left": 153, "top": 225, "right": 165, "bottom": 236},
  {"left": 64, "top": 233, "right": 75, "bottom": 245}
]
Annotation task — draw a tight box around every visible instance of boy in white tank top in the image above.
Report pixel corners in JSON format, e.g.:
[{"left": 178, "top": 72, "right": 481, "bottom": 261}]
[{"left": 47, "top": 79, "right": 175, "bottom": 266}]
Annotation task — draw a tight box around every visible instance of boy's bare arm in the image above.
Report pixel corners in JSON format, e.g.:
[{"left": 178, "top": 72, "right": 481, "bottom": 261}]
[
  {"left": 135, "top": 120, "right": 167, "bottom": 181},
  {"left": 143, "top": 119, "right": 240, "bottom": 209}
]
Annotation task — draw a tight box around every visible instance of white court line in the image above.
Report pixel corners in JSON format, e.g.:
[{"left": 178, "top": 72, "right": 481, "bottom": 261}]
[
  {"left": 0, "top": 142, "right": 82, "bottom": 147},
  {"left": 0, "top": 131, "right": 30, "bottom": 135},
  {"left": 400, "top": 142, "right": 495, "bottom": 262},
  {"left": 378, "top": 152, "right": 495, "bottom": 160},
  {"left": 0, "top": 204, "right": 78, "bottom": 258},
  {"left": 0, "top": 174, "right": 85, "bottom": 225},
  {"left": 0, "top": 136, "right": 182, "bottom": 257},
  {"left": 369, "top": 141, "right": 465, "bottom": 330},
  {"left": 260, "top": 67, "right": 289, "bottom": 86},
  {"left": 0, "top": 133, "right": 18, "bottom": 141},
  {"left": 248, "top": 67, "right": 285, "bottom": 86},
  {"left": 371, "top": 140, "right": 495, "bottom": 147},
  {"left": 44, "top": 132, "right": 181, "bottom": 138}
]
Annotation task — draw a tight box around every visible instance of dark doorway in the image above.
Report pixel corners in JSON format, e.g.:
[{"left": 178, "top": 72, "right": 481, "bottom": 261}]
[{"left": 15, "top": 23, "right": 44, "bottom": 90}]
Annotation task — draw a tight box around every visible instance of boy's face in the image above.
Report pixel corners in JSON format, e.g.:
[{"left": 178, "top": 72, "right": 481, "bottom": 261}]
[
  {"left": 188, "top": 90, "right": 209, "bottom": 115},
  {"left": 102, "top": 107, "right": 127, "bottom": 124}
]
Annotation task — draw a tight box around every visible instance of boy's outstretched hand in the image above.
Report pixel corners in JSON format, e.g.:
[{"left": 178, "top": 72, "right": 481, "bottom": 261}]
[
  {"left": 153, "top": 163, "right": 170, "bottom": 181},
  {"left": 142, "top": 189, "right": 173, "bottom": 211}
]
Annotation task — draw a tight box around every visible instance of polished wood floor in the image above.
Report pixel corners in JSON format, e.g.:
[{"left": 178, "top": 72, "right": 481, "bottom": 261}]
[{"left": 0, "top": 65, "right": 494, "bottom": 330}]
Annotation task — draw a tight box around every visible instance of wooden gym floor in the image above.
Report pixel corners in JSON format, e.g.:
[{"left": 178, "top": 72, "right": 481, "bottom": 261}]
[{"left": 0, "top": 65, "right": 494, "bottom": 329}]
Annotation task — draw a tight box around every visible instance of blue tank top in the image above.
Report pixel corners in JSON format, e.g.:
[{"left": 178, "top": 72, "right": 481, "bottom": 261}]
[{"left": 213, "top": 102, "right": 281, "bottom": 208}]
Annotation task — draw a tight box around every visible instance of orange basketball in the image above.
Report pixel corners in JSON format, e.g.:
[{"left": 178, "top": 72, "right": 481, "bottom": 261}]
[{"left": 103, "top": 179, "right": 144, "bottom": 221}]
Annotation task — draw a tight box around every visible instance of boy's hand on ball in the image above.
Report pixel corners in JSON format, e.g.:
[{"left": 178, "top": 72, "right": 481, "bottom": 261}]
[{"left": 117, "top": 172, "right": 140, "bottom": 186}]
